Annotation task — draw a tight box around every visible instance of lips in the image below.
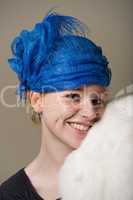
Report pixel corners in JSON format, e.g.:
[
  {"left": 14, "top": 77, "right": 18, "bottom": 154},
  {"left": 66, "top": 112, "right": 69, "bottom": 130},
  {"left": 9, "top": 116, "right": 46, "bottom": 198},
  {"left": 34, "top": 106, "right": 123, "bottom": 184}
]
[{"left": 67, "top": 122, "right": 92, "bottom": 132}]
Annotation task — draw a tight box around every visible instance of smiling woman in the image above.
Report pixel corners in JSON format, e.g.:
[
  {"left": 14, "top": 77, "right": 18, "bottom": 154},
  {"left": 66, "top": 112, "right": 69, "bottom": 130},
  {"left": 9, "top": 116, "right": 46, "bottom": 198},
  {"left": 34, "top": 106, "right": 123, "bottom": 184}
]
[
  {"left": 0, "top": 11, "right": 111, "bottom": 200},
  {"left": 33, "top": 85, "right": 107, "bottom": 150}
]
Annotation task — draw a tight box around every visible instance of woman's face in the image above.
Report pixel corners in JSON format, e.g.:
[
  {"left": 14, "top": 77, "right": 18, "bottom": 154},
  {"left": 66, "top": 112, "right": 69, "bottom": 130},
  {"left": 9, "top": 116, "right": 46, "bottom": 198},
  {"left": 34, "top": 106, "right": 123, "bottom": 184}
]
[{"left": 40, "top": 85, "right": 108, "bottom": 150}]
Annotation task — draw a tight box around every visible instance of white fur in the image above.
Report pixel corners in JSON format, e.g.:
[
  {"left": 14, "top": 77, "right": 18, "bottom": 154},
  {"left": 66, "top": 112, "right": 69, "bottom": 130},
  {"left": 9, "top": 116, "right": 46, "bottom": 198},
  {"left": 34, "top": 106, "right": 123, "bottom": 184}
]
[{"left": 59, "top": 95, "right": 133, "bottom": 200}]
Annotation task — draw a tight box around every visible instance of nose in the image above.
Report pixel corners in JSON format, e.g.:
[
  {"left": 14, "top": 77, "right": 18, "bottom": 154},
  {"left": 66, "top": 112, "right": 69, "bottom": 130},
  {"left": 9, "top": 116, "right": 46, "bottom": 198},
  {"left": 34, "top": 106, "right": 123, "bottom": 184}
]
[{"left": 79, "top": 99, "right": 98, "bottom": 121}]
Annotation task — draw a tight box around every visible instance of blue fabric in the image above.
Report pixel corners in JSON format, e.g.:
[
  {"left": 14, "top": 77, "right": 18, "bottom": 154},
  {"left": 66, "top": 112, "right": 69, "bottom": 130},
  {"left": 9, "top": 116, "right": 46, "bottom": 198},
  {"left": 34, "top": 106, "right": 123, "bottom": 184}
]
[{"left": 8, "top": 12, "right": 111, "bottom": 98}]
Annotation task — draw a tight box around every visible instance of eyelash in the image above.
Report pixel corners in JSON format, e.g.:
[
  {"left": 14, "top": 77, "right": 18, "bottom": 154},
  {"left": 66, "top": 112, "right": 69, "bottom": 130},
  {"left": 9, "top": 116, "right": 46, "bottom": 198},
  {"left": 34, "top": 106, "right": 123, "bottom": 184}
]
[
  {"left": 91, "top": 98, "right": 103, "bottom": 106},
  {"left": 65, "top": 93, "right": 81, "bottom": 102},
  {"left": 65, "top": 93, "right": 105, "bottom": 106}
]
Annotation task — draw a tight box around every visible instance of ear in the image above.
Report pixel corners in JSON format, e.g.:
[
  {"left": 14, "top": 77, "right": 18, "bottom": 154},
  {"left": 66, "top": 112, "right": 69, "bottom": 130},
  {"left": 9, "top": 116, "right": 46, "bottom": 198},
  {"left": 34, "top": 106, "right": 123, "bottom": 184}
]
[{"left": 27, "top": 91, "right": 43, "bottom": 113}]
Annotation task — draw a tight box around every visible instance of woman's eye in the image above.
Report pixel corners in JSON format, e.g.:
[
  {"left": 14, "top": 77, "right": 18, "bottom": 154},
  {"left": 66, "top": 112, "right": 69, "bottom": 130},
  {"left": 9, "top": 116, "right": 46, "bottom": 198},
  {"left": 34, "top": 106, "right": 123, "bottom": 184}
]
[
  {"left": 91, "top": 98, "right": 103, "bottom": 106},
  {"left": 65, "top": 93, "right": 81, "bottom": 102}
]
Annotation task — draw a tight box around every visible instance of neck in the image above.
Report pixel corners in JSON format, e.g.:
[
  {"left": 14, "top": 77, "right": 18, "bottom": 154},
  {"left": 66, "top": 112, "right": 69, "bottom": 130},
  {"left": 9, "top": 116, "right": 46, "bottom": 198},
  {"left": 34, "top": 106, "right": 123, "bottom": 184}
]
[
  {"left": 27, "top": 123, "right": 73, "bottom": 178},
  {"left": 38, "top": 126, "right": 73, "bottom": 172},
  {"left": 25, "top": 124, "right": 74, "bottom": 199}
]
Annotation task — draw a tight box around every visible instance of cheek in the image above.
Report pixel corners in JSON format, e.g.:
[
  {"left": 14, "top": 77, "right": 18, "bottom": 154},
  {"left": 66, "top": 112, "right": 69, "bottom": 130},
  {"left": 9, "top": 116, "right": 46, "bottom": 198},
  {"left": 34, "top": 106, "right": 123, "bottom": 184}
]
[
  {"left": 41, "top": 103, "right": 59, "bottom": 122},
  {"left": 60, "top": 104, "right": 80, "bottom": 119},
  {"left": 98, "top": 107, "right": 106, "bottom": 118}
]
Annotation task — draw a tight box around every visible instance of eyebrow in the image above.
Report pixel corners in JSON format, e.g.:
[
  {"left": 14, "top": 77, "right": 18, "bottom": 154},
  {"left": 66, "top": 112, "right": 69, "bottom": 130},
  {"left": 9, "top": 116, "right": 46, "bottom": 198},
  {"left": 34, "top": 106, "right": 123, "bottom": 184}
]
[
  {"left": 73, "top": 87, "right": 84, "bottom": 91},
  {"left": 74, "top": 87, "right": 106, "bottom": 92},
  {"left": 63, "top": 86, "right": 107, "bottom": 94},
  {"left": 63, "top": 88, "right": 83, "bottom": 93}
]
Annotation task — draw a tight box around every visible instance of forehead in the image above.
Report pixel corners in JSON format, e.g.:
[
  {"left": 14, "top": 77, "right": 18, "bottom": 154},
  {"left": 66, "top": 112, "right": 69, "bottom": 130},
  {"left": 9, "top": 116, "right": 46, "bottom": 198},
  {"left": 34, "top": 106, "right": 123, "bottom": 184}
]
[
  {"left": 63, "top": 85, "right": 108, "bottom": 101},
  {"left": 78, "top": 85, "right": 106, "bottom": 92},
  {"left": 63, "top": 85, "right": 106, "bottom": 94},
  {"left": 44, "top": 85, "right": 107, "bottom": 100}
]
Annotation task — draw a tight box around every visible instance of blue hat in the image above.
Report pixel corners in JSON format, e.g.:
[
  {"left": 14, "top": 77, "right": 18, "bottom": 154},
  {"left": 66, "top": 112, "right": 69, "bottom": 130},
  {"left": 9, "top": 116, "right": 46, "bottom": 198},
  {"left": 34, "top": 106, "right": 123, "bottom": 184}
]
[{"left": 8, "top": 12, "right": 111, "bottom": 99}]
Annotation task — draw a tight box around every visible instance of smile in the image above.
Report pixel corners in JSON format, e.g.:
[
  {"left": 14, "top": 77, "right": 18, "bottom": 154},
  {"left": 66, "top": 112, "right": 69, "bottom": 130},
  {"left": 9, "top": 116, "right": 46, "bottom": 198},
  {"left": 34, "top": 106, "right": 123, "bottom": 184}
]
[{"left": 67, "top": 122, "right": 92, "bottom": 132}]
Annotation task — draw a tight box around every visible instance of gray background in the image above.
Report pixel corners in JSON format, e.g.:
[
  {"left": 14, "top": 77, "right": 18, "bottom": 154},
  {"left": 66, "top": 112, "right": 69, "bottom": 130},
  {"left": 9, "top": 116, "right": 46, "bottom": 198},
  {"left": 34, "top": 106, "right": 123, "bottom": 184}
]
[{"left": 0, "top": 0, "right": 133, "bottom": 183}]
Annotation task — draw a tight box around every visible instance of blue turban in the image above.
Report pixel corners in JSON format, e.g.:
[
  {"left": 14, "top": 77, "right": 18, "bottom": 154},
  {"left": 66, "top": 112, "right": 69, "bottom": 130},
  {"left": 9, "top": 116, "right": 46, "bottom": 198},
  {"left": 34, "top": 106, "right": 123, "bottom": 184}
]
[{"left": 8, "top": 12, "right": 111, "bottom": 99}]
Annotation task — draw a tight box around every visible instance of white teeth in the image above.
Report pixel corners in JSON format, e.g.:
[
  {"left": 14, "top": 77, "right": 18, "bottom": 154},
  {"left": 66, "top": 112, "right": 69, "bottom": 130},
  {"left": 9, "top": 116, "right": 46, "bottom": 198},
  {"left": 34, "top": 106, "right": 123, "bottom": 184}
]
[{"left": 68, "top": 122, "right": 89, "bottom": 131}]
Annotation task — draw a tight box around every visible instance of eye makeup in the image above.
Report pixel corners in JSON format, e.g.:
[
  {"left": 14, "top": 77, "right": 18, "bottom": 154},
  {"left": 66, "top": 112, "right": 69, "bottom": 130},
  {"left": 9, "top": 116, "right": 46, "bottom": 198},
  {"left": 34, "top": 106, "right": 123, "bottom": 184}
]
[{"left": 64, "top": 92, "right": 81, "bottom": 103}]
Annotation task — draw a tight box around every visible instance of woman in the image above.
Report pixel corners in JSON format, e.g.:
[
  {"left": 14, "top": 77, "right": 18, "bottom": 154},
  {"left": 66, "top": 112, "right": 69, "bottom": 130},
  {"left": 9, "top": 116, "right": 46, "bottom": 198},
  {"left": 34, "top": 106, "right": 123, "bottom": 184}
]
[{"left": 0, "top": 11, "right": 111, "bottom": 200}]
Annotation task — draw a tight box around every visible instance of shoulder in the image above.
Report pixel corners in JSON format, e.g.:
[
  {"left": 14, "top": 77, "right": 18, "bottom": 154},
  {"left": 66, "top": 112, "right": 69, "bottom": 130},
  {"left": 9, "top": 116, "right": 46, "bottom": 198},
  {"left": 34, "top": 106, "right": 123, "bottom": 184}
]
[{"left": 0, "top": 168, "right": 29, "bottom": 199}]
